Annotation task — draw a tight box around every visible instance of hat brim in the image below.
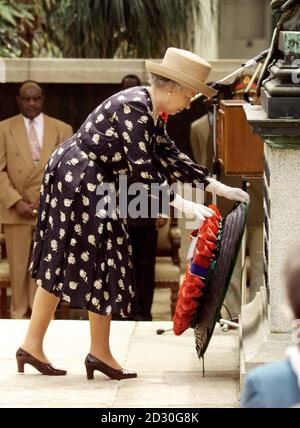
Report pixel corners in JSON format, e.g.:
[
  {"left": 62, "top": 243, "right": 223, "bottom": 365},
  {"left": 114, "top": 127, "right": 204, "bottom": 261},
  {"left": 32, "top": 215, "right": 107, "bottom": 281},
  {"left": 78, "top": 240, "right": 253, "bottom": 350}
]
[
  {"left": 193, "top": 202, "right": 248, "bottom": 358},
  {"left": 145, "top": 60, "right": 217, "bottom": 98}
]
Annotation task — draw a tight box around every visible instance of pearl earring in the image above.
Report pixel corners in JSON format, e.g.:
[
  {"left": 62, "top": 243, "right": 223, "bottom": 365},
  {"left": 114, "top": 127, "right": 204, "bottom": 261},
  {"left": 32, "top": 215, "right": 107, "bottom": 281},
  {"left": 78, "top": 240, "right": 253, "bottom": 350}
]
[{"left": 168, "top": 92, "right": 172, "bottom": 96}]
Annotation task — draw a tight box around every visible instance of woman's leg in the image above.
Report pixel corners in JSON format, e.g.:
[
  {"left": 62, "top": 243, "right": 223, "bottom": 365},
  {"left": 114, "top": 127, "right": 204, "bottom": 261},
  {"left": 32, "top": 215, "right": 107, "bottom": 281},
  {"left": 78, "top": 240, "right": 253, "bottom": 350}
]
[
  {"left": 21, "top": 286, "right": 60, "bottom": 363},
  {"left": 88, "top": 311, "right": 122, "bottom": 370}
]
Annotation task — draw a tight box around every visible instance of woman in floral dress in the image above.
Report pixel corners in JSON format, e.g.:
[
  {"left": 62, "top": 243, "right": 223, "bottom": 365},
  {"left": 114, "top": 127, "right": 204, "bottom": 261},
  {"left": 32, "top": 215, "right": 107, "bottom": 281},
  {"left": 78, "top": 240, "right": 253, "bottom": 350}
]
[{"left": 16, "top": 48, "right": 249, "bottom": 380}]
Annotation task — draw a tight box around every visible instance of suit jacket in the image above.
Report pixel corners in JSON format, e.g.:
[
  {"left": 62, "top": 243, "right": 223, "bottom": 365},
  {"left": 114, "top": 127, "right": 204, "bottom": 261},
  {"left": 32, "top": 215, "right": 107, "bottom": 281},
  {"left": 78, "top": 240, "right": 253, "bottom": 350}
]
[
  {"left": 190, "top": 114, "right": 213, "bottom": 172},
  {"left": 0, "top": 114, "right": 73, "bottom": 225},
  {"left": 241, "top": 360, "right": 300, "bottom": 408}
]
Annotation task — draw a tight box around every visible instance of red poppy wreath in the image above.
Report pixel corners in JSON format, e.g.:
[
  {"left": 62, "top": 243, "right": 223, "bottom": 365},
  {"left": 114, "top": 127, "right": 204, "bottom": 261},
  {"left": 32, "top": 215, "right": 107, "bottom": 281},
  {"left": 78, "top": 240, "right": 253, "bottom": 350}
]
[{"left": 173, "top": 204, "right": 222, "bottom": 335}]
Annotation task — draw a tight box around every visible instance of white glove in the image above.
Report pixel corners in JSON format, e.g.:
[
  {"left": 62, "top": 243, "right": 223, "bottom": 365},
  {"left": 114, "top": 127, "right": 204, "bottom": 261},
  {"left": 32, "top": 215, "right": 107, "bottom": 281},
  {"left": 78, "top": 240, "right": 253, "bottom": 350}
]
[
  {"left": 170, "top": 194, "right": 215, "bottom": 221},
  {"left": 206, "top": 178, "right": 249, "bottom": 203}
]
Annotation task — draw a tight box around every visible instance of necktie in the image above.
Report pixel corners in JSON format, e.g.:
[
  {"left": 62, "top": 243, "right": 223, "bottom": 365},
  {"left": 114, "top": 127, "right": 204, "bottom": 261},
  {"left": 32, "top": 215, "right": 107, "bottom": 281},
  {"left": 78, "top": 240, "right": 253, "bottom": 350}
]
[{"left": 28, "top": 119, "right": 41, "bottom": 162}]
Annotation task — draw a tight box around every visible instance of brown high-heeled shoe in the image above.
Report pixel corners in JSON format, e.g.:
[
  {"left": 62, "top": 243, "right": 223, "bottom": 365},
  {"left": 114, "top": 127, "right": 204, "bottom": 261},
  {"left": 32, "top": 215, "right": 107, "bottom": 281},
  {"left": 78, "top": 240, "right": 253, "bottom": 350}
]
[
  {"left": 85, "top": 353, "right": 137, "bottom": 380},
  {"left": 16, "top": 348, "right": 67, "bottom": 376}
]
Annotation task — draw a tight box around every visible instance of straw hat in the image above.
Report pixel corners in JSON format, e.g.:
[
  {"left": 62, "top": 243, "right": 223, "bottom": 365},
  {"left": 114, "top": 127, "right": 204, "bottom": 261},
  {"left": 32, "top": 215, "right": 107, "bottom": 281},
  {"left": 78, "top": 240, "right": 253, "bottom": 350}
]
[{"left": 145, "top": 47, "right": 217, "bottom": 98}]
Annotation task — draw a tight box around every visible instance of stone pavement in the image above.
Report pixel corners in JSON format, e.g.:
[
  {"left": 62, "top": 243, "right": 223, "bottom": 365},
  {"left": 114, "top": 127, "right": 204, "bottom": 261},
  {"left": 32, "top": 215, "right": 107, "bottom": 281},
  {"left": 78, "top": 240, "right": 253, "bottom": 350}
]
[{"left": 0, "top": 317, "right": 239, "bottom": 408}]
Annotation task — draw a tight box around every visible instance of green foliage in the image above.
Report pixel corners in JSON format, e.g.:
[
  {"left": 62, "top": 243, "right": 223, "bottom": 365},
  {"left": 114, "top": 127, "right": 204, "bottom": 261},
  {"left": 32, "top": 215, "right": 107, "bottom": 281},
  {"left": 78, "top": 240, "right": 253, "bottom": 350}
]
[
  {"left": 0, "top": 0, "right": 212, "bottom": 58},
  {"left": 44, "top": 0, "right": 202, "bottom": 58},
  {"left": 0, "top": 0, "right": 35, "bottom": 57}
]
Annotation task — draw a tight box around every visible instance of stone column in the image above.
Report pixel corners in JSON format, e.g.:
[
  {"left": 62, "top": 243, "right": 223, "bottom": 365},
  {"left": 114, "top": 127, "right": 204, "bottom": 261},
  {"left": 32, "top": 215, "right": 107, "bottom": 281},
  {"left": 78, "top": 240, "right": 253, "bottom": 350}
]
[
  {"left": 264, "top": 137, "right": 300, "bottom": 332},
  {"left": 240, "top": 105, "right": 300, "bottom": 385}
]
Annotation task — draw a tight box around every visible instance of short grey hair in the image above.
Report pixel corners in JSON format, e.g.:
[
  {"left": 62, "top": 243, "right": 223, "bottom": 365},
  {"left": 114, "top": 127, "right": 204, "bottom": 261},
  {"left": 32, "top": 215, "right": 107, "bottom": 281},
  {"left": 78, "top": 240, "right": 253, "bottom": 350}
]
[{"left": 148, "top": 72, "right": 184, "bottom": 90}]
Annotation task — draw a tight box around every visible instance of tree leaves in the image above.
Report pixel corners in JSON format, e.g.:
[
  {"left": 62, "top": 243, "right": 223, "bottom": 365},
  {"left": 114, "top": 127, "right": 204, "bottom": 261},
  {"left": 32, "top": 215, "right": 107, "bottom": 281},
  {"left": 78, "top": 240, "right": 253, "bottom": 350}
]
[
  {"left": 0, "top": 0, "right": 214, "bottom": 58},
  {"left": 40, "top": 0, "right": 203, "bottom": 58},
  {"left": 0, "top": 0, "right": 35, "bottom": 56}
]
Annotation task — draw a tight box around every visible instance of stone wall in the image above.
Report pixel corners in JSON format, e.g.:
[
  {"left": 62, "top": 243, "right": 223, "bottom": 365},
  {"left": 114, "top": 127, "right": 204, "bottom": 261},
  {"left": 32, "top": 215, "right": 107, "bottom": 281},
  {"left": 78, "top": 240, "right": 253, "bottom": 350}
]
[{"left": 1, "top": 58, "right": 247, "bottom": 84}]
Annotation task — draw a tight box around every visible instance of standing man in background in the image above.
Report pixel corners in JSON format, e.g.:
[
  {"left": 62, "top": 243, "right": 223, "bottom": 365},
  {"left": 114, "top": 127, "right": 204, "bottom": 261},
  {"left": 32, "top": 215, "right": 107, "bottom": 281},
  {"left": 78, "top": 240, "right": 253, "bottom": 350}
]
[{"left": 0, "top": 81, "right": 73, "bottom": 318}]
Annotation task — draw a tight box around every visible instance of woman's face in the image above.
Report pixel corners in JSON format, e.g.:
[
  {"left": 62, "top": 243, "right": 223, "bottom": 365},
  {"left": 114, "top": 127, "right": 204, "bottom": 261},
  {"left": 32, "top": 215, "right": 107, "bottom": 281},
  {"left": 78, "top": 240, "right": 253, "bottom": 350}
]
[{"left": 164, "top": 86, "right": 197, "bottom": 115}]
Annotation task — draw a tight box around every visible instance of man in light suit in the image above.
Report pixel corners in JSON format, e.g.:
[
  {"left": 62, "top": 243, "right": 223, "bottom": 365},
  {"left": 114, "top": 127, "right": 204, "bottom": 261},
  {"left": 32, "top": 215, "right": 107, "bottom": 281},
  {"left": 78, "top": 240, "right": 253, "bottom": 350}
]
[{"left": 0, "top": 81, "right": 73, "bottom": 318}]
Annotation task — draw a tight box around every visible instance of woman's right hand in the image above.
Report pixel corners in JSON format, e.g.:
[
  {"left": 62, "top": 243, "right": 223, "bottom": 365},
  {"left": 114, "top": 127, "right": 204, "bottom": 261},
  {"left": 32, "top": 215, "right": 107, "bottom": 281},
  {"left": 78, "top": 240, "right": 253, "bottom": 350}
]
[{"left": 170, "top": 194, "right": 215, "bottom": 221}]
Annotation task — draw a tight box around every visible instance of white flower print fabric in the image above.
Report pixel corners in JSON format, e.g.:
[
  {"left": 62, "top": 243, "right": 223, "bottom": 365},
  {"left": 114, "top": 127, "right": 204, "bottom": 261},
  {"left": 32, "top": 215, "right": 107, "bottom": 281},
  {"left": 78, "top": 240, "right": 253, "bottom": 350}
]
[{"left": 30, "top": 86, "right": 210, "bottom": 318}]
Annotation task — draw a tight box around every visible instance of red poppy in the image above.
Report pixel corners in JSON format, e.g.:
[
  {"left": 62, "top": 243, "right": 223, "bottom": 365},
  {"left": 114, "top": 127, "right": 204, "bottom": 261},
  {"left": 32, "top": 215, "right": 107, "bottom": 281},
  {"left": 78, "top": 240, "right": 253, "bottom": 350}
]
[
  {"left": 173, "top": 204, "right": 222, "bottom": 336},
  {"left": 159, "top": 112, "right": 169, "bottom": 123},
  {"left": 193, "top": 254, "right": 211, "bottom": 268},
  {"left": 173, "top": 315, "right": 190, "bottom": 335},
  {"left": 181, "top": 285, "right": 203, "bottom": 301},
  {"left": 199, "top": 227, "right": 218, "bottom": 243}
]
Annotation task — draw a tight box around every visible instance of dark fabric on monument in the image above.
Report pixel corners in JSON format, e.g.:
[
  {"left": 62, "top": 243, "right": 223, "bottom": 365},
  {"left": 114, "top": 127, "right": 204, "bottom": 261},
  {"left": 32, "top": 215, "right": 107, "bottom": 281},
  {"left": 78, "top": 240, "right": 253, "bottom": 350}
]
[{"left": 129, "top": 225, "right": 158, "bottom": 320}]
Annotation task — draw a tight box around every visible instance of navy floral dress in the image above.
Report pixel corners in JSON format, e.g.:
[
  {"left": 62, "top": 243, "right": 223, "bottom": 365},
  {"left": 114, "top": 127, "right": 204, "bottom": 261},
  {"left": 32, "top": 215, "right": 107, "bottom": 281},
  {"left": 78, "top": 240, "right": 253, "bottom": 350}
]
[{"left": 30, "top": 86, "right": 210, "bottom": 318}]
